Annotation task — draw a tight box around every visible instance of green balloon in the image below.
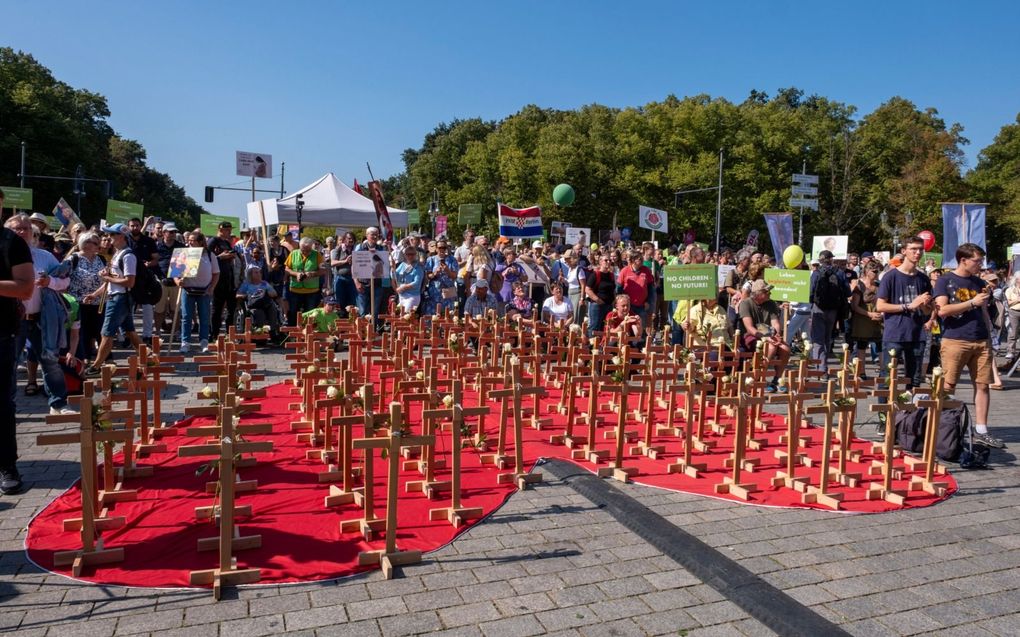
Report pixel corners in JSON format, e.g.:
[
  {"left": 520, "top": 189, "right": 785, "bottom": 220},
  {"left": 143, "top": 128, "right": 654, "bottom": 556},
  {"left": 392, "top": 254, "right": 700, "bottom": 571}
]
[{"left": 553, "top": 183, "right": 575, "bottom": 207}]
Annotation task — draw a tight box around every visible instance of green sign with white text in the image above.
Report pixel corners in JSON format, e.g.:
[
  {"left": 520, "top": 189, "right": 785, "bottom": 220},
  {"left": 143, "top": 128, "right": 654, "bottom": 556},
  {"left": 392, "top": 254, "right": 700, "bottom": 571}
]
[
  {"left": 925, "top": 252, "right": 943, "bottom": 268},
  {"left": 764, "top": 267, "right": 811, "bottom": 303},
  {"left": 106, "top": 199, "right": 144, "bottom": 224},
  {"left": 663, "top": 264, "right": 718, "bottom": 301},
  {"left": 1, "top": 187, "right": 33, "bottom": 209},
  {"left": 200, "top": 213, "right": 240, "bottom": 236},
  {"left": 406, "top": 208, "right": 420, "bottom": 225},
  {"left": 458, "top": 203, "right": 483, "bottom": 226}
]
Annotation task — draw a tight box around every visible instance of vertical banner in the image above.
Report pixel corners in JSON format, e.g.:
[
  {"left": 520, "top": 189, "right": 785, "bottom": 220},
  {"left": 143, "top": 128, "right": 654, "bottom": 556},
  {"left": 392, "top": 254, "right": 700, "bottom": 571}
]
[
  {"left": 367, "top": 181, "right": 394, "bottom": 245},
  {"left": 763, "top": 213, "right": 794, "bottom": 266},
  {"left": 941, "top": 203, "right": 987, "bottom": 268},
  {"left": 435, "top": 215, "right": 448, "bottom": 238}
]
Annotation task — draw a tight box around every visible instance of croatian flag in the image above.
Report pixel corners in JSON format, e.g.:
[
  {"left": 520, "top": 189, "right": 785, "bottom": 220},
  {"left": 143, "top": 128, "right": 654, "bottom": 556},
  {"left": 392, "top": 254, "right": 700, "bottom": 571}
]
[{"left": 498, "top": 203, "right": 543, "bottom": 239}]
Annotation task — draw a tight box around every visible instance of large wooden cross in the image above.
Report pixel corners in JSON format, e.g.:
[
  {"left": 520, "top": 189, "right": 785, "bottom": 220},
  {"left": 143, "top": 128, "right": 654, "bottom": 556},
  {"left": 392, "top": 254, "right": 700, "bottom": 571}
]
[{"left": 490, "top": 360, "right": 546, "bottom": 489}]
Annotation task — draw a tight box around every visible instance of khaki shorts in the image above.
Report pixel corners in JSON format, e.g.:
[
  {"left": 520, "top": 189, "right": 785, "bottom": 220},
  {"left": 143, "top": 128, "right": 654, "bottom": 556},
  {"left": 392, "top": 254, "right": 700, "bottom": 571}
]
[
  {"left": 153, "top": 282, "right": 179, "bottom": 315},
  {"left": 940, "top": 338, "right": 994, "bottom": 386}
]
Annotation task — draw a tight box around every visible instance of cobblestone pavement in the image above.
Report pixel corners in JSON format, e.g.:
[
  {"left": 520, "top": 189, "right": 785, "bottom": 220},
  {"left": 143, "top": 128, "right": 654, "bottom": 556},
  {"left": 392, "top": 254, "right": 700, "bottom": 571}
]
[{"left": 2, "top": 344, "right": 1018, "bottom": 636}]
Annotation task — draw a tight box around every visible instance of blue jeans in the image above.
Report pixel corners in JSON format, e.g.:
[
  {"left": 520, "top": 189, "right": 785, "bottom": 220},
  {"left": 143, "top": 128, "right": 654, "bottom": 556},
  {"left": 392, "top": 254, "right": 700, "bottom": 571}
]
[
  {"left": 356, "top": 282, "right": 384, "bottom": 323},
  {"left": 882, "top": 340, "right": 926, "bottom": 389},
  {"left": 18, "top": 319, "right": 67, "bottom": 409},
  {"left": 333, "top": 274, "right": 356, "bottom": 316},
  {"left": 587, "top": 300, "right": 609, "bottom": 337},
  {"left": 810, "top": 307, "right": 838, "bottom": 371},
  {"left": 0, "top": 335, "right": 17, "bottom": 468},
  {"left": 181, "top": 292, "right": 211, "bottom": 344},
  {"left": 101, "top": 293, "right": 135, "bottom": 337},
  {"left": 787, "top": 312, "right": 811, "bottom": 347}
]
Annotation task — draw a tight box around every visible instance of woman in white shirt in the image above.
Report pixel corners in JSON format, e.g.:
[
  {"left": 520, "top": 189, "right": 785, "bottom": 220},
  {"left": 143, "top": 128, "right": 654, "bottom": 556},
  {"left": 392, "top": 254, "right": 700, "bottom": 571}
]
[
  {"left": 563, "top": 249, "right": 586, "bottom": 325},
  {"left": 541, "top": 282, "right": 574, "bottom": 326}
]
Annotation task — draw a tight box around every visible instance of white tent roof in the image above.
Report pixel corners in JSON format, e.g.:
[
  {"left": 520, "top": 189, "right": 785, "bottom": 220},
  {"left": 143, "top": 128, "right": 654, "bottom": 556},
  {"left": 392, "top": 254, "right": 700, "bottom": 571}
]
[{"left": 246, "top": 172, "right": 406, "bottom": 229}]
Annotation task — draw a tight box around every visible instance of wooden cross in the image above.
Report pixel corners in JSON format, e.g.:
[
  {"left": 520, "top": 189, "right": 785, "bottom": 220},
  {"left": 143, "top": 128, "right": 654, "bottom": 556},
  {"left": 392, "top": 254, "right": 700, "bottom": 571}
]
[
  {"left": 354, "top": 403, "right": 434, "bottom": 579},
  {"left": 328, "top": 384, "right": 389, "bottom": 513},
  {"left": 178, "top": 404, "right": 273, "bottom": 599},
  {"left": 911, "top": 375, "right": 959, "bottom": 496},
  {"left": 423, "top": 379, "right": 491, "bottom": 526},
  {"left": 490, "top": 360, "right": 546, "bottom": 489},
  {"left": 598, "top": 379, "right": 639, "bottom": 482},
  {"left": 36, "top": 382, "right": 130, "bottom": 575},
  {"left": 866, "top": 353, "right": 914, "bottom": 504},
  {"left": 712, "top": 375, "right": 768, "bottom": 500},
  {"left": 666, "top": 362, "right": 711, "bottom": 477},
  {"left": 801, "top": 380, "right": 856, "bottom": 510}
]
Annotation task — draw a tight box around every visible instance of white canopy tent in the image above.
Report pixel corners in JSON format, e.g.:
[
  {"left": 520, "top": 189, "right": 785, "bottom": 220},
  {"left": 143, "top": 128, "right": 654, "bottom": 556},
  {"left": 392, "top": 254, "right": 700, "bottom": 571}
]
[{"left": 246, "top": 172, "right": 407, "bottom": 230}]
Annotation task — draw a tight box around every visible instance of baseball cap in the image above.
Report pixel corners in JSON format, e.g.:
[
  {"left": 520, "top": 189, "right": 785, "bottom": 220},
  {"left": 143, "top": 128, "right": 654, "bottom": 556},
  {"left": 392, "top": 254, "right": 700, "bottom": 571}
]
[
  {"left": 750, "top": 280, "right": 773, "bottom": 294},
  {"left": 218, "top": 220, "right": 233, "bottom": 229},
  {"left": 100, "top": 223, "right": 130, "bottom": 236},
  {"left": 29, "top": 212, "right": 49, "bottom": 225},
  {"left": 162, "top": 223, "right": 178, "bottom": 232},
  {"left": 471, "top": 279, "right": 489, "bottom": 290},
  {"left": 860, "top": 251, "right": 874, "bottom": 258},
  {"left": 532, "top": 240, "right": 543, "bottom": 248}
]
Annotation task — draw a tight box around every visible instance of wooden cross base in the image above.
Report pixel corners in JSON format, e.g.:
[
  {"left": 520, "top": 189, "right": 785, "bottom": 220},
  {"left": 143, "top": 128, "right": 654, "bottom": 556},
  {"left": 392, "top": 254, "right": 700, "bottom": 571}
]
[
  {"left": 723, "top": 456, "right": 761, "bottom": 472},
  {"left": 530, "top": 415, "right": 553, "bottom": 430},
  {"left": 406, "top": 479, "right": 452, "bottom": 499},
  {"left": 868, "top": 460, "right": 904, "bottom": 479},
  {"left": 196, "top": 504, "right": 251, "bottom": 520},
  {"left": 714, "top": 477, "right": 758, "bottom": 500},
  {"left": 357, "top": 548, "right": 422, "bottom": 580},
  {"left": 865, "top": 485, "right": 907, "bottom": 505},
  {"left": 597, "top": 466, "right": 638, "bottom": 482},
  {"left": 909, "top": 478, "right": 950, "bottom": 497},
  {"left": 630, "top": 441, "right": 666, "bottom": 459},
  {"left": 602, "top": 429, "right": 638, "bottom": 442},
  {"left": 197, "top": 526, "right": 261, "bottom": 552},
  {"left": 429, "top": 505, "right": 484, "bottom": 528},
  {"left": 324, "top": 485, "right": 356, "bottom": 507},
  {"left": 666, "top": 460, "right": 706, "bottom": 478},
  {"left": 63, "top": 514, "right": 124, "bottom": 533},
  {"left": 800, "top": 486, "right": 843, "bottom": 509},
  {"left": 205, "top": 479, "right": 256, "bottom": 494},
  {"left": 189, "top": 560, "right": 260, "bottom": 600},
  {"left": 586, "top": 448, "right": 609, "bottom": 464},
  {"left": 496, "top": 472, "right": 542, "bottom": 490},
  {"left": 903, "top": 456, "right": 948, "bottom": 475},
  {"left": 340, "top": 516, "right": 386, "bottom": 541},
  {"left": 837, "top": 472, "right": 863, "bottom": 488},
  {"left": 53, "top": 541, "right": 124, "bottom": 577},
  {"left": 770, "top": 470, "right": 809, "bottom": 490},
  {"left": 136, "top": 441, "right": 168, "bottom": 456},
  {"left": 773, "top": 449, "right": 808, "bottom": 466},
  {"left": 692, "top": 437, "right": 717, "bottom": 452}
]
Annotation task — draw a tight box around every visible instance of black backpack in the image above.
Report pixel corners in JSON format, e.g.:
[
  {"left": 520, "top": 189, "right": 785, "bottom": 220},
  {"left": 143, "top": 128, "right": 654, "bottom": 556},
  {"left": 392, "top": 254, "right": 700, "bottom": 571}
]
[
  {"left": 895, "top": 403, "right": 977, "bottom": 463},
  {"left": 813, "top": 266, "right": 845, "bottom": 311},
  {"left": 118, "top": 251, "right": 163, "bottom": 306}
]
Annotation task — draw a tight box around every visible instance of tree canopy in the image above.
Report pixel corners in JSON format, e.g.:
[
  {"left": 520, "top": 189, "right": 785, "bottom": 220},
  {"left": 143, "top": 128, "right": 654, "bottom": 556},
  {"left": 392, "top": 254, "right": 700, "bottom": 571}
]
[
  {"left": 392, "top": 91, "right": 1017, "bottom": 259},
  {"left": 0, "top": 48, "right": 204, "bottom": 229}
]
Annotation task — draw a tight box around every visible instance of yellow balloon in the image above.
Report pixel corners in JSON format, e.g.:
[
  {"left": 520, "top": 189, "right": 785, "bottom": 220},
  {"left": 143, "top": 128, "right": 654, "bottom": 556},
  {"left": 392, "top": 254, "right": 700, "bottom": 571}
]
[
  {"left": 783, "top": 245, "right": 805, "bottom": 269},
  {"left": 590, "top": 243, "right": 599, "bottom": 251}
]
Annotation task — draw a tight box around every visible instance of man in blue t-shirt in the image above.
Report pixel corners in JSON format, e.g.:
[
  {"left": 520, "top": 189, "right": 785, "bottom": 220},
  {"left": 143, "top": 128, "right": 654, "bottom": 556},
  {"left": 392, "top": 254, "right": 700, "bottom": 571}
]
[
  {"left": 876, "top": 236, "right": 934, "bottom": 389},
  {"left": 934, "top": 242, "right": 1004, "bottom": 449}
]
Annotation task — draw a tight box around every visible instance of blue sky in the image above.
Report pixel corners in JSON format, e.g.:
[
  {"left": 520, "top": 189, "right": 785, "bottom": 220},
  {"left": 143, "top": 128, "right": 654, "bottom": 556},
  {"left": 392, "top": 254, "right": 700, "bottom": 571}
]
[{"left": 4, "top": 0, "right": 1019, "bottom": 218}]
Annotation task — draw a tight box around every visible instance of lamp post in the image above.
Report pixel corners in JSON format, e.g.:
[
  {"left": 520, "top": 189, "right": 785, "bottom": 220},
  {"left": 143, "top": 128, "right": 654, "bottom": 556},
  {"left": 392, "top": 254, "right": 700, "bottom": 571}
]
[{"left": 674, "top": 149, "right": 724, "bottom": 252}]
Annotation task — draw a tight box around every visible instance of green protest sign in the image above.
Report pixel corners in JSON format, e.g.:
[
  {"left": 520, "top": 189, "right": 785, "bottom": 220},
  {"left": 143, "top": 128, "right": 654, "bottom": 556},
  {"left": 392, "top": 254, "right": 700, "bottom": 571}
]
[
  {"left": 925, "top": 252, "right": 943, "bottom": 268},
  {"left": 106, "top": 199, "right": 144, "bottom": 224},
  {"left": 663, "top": 264, "right": 718, "bottom": 301},
  {"left": 1, "top": 187, "right": 33, "bottom": 209},
  {"left": 694, "top": 241, "right": 710, "bottom": 252},
  {"left": 405, "top": 208, "right": 420, "bottom": 225},
  {"left": 764, "top": 267, "right": 811, "bottom": 303},
  {"left": 200, "top": 213, "right": 240, "bottom": 236},
  {"left": 458, "top": 203, "right": 483, "bottom": 226}
]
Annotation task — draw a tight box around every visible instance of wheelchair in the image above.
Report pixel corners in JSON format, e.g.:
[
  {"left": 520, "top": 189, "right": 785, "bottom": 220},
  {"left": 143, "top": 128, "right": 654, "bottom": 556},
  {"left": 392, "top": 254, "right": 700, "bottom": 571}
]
[{"left": 235, "top": 293, "right": 284, "bottom": 343}]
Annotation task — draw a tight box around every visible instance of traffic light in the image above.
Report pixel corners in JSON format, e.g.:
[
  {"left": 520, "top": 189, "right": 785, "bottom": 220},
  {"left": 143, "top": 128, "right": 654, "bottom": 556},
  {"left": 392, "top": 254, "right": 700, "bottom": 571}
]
[{"left": 204, "top": 186, "right": 214, "bottom": 203}]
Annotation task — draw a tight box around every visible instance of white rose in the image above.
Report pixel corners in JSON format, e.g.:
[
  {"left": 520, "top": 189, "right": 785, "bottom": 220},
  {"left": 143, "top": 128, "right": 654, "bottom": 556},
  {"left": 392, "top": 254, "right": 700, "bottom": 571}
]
[
  {"left": 801, "top": 332, "right": 809, "bottom": 340},
  {"left": 569, "top": 324, "right": 581, "bottom": 333},
  {"left": 592, "top": 349, "right": 600, "bottom": 356},
  {"left": 687, "top": 352, "right": 697, "bottom": 362},
  {"left": 201, "top": 386, "right": 213, "bottom": 398},
  {"left": 589, "top": 338, "right": 598, "bottom": 347},
  {"left": 442, "top": 394, "right": 454, "bottom": 407},
  {"left": 744, "top": 376, "right": 753, "bottom": 385},
  {"left": 932, "top": 366, "right": 943, "bottom": 378},
  {"left": 306, "top": 364, "right": 317, "bottom": 374},
  {"left": 326, "top": 386, "right": 339, "bottom": 399},
  {"left": 503, "top": 343, "right": 512, "bottom": 353},
  {"left": 416, "top": 371, "right": 425, "bottom": 380},
  {"left": 510, "top": 355, "right": 520, "bottom": 366},
  {"left": 612, "top": 356, "right": 621, "bottom": 365},
  {"left": 888, "top": 349, "right": 897, "bottom": 357},
  {"left": 841, "top": 343, "right": 849, "bottom": 353},
  {"left": 721, "top": 375, "right": 731, "bottom": 383},
  {"left": 847, "top": 397, "right": 856, "bottom": 405},
  {"left": 239, "top": 371, "right": 252, "bottom": 383}
]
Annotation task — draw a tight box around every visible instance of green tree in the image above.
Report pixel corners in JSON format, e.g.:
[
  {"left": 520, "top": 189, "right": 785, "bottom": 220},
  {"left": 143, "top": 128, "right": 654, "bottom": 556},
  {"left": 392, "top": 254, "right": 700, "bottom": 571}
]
[{"left": 967, "top": 113, "right": 1020, "bottom": 260}]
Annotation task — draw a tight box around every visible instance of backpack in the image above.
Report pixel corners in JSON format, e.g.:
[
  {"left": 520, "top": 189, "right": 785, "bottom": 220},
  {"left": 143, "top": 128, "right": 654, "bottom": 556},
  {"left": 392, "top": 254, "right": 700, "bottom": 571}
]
[
  {"left": 814, "top": 266, "right": 845, "bottom": 311},
  {"left": 118, "top": 251, "right": 163, "bottom": 306},
  {"left": 895, "top": 407, "right": 927, "bottom": 454},
  {"left": 895, "top": 403, "right": 975, "bottom": 463}
]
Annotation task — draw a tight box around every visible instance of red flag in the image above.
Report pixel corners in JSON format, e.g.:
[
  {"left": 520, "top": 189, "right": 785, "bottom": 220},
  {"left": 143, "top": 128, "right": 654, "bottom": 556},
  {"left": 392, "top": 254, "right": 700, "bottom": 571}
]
[
  {"left": 367, "top": 180, "right": 394, "bottom": 244},
  {"left": 353, "top": 179, "right": 364, "bottom": 195}
]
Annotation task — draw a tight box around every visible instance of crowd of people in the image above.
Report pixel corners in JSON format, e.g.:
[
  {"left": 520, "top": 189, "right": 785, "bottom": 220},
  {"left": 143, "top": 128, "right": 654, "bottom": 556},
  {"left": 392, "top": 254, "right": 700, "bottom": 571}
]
[{"left": 0, "top": 181, "right": 1014, "bottom": 495}]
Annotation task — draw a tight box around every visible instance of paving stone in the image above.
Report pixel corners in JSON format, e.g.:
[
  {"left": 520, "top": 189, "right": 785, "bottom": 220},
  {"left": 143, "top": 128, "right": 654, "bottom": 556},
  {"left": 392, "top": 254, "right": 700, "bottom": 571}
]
[
  {"left": 588, "top": 595, "right": 653, "bottom": 622},
  {"left": 220, "top": 614, "right": 287, "bottom": 637},
  {"left": 249, "top": 591, "right": 312, "bottom": 616},
  {"left": 493, "top": 591, "right": 557, "bottom": 616},
  {"left": 479, "top": 613, "right": 547, "bottom": 637},
  {"left": 344, "top": 596, "right": 405, "bottom": 623},
  {"left": 437, "top": 600, "right": 502, "bottom": 628},
  {"left": 114, "top": 607, "right": 184, "bottom": 635},
  {"left": 376, "top": 609, "right": 442, "bottom": 636},
  {"left": 535, "top": 606, "right": 601, "bottom": 631},
  {"left": 313, "top": 619, "right": 382, "bottom": 637}
]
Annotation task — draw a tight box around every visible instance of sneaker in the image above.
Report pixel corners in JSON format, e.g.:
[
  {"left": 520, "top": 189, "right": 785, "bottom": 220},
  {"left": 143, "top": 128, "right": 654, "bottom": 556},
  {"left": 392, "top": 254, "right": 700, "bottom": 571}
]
[
  {"left": 0, "top": 467, "right": 24, "bottom": 496},
  {"left": 83, "top": 365, "right": 101, "bottom": 378},
  {"left": 49, "top": 406, "right": 77, "bottom": 416},
  {"left": 180, "top": 342, "right": 190, "bottom": 354},
  {"left": 974, "top": 432, "right": 1006, "bottom": 449},
  {"left": 199, "top": 340, "right": 210, "bottom": 354},
  {"left": 764, "top": 382, "right": 778, "bottom": 394}
]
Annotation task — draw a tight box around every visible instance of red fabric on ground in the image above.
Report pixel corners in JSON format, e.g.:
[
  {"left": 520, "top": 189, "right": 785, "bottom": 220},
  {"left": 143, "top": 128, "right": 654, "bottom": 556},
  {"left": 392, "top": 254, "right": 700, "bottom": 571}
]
[{"left": 26, "top": 372, "right": 957, "bottom": 588}]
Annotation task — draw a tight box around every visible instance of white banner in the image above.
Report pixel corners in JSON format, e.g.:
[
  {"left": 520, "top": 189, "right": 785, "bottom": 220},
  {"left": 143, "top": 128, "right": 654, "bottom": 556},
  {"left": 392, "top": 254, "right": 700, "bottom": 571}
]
[
  {"left": 564, "top": 226, "right": 591, "bottom": 246},
  {"left": 638, "top": 205, "right": 668, "bottom": 233},
  {"left": 352, "top": 250, "right": 390, "bottom": 280},
  {"left": 236, "top": 151, "right": 273, "bottom": 178}
]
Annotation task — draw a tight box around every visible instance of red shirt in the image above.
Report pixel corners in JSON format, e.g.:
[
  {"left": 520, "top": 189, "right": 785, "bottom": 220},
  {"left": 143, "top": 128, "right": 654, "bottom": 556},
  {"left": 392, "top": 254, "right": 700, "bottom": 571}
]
[{"left": 617, "top": 265, "right": 653, "bottom": 306}]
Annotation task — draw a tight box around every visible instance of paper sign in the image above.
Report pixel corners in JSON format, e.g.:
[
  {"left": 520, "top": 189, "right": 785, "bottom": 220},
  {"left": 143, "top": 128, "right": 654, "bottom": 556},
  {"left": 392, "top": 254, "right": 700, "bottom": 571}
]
[
  {"left": 638, "top": 205, "right": 668, "bottom": 233},
  {"left": 564, "top": 227, "right": 591, "bottom": 246},
  {"left": 663, "top": 264, "right": 718, "bottom": 301},
  {"left": 717, "top": 264, "right": 735, "bottom": 288},
  {"left": 764, "top": 267, "right": 811, "bottom": 303},
  {"left": 1, "top": 187, "right": 32, "bottom": 209},
  {"left": 201, "top": 213, "right": 240, "bottom": 236},
  {"left": 406, "top": 209, "right": 420, "bottom": 225},
  {"left": 924, "top": 252, "right": 943, "bottom": 269},
  {"left": 236, "top": 151, "right": 272, "bottom": 178},
  {"left": 106, "top": 199, "right": 144, "bottom": 224},
  {"left": 352, "top": 250, "right": 390, "bottom": 279},
  {"left": 168, "top": 247, "right": 204, "bottom": 279},
  {"left": 811, "top": 235, "right": 848, "bottom": 260}
]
